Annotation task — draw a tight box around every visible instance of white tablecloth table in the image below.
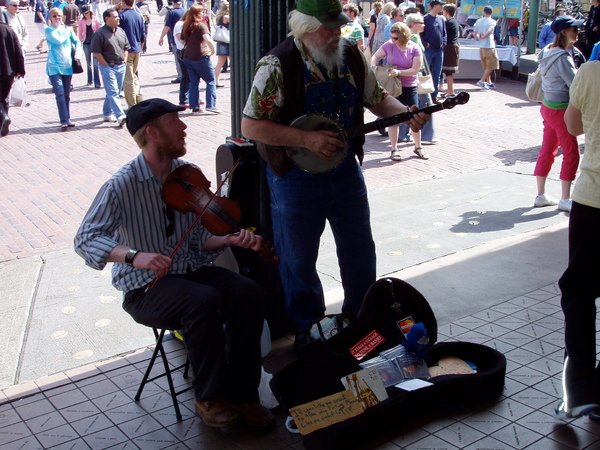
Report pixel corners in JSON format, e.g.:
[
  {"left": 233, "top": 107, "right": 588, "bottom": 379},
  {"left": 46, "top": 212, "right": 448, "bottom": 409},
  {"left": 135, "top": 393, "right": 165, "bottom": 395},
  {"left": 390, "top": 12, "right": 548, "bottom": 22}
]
[{"left": 454, "top": 39, "right": 520, "bottom": 79}]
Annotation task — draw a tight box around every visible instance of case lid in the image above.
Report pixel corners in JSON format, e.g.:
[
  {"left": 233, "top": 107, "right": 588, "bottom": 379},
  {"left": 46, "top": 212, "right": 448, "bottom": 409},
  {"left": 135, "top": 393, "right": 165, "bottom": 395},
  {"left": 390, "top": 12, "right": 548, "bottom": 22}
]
[{"left": 321, "top": 277, "right": 438, "bottom": 362}]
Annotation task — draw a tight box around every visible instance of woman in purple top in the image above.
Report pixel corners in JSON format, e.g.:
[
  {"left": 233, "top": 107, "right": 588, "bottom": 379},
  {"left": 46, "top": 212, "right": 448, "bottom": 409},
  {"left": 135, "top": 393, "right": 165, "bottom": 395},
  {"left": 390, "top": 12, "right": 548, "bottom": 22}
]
[{"left": 372, "top": 22, "right": 423, "bottom": 161}]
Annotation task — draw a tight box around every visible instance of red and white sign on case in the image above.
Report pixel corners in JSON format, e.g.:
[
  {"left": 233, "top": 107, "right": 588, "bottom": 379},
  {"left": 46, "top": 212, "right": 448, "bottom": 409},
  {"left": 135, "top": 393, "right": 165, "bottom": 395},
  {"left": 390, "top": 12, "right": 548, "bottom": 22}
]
[{"left": 349, "top": 330, "right": 386, "bottom": 360}]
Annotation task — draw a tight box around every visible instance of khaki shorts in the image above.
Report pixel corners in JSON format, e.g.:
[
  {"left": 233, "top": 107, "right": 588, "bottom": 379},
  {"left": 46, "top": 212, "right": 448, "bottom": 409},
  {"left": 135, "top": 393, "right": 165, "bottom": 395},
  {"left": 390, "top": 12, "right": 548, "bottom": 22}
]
[{"left": 479, "top": 48, "right": 499, "bottom": 71}]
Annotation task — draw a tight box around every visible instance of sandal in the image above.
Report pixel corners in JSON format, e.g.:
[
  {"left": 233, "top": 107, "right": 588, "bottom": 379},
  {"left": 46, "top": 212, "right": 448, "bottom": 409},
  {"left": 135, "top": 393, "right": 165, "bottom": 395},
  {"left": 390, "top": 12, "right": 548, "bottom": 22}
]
[
  {"left": 413, "top": 147, "right": 429, "bottom": 160},
  {"left": 390, "top": 149, "right": 402, "bottom": 161}
]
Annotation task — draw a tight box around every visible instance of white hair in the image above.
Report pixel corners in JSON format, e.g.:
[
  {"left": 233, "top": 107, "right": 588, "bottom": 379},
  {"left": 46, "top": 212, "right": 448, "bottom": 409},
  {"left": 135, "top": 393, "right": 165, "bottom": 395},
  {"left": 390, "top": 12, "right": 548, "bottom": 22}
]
[
  {"left": 404, "top": 13, "right": 423, "bottom": 28},
  {"left": 288, "top": 10, "right": 322, "bottom": 39}
]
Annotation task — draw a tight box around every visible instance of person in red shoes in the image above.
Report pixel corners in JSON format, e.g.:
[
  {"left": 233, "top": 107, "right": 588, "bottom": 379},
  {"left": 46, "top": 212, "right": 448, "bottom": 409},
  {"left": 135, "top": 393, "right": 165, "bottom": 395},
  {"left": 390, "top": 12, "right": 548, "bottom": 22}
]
[{"left": 74, "top": 99, "right": 275, "bottom": 430}]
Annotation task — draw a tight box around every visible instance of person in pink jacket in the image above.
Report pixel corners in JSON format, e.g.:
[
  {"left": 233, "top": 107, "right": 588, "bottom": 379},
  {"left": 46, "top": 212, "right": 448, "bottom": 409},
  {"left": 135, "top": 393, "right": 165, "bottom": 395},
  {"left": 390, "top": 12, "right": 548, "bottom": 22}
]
[{"left": 78, "top": 8, "right": 102, "bottom": 88}]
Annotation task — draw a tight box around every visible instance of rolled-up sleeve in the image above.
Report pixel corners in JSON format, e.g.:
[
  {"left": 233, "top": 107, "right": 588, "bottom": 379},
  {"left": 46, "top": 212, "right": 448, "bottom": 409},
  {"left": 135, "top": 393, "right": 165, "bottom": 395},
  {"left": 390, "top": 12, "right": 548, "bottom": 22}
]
[{"left": 74, "top": 181, "right": 121, "bottom": 270}]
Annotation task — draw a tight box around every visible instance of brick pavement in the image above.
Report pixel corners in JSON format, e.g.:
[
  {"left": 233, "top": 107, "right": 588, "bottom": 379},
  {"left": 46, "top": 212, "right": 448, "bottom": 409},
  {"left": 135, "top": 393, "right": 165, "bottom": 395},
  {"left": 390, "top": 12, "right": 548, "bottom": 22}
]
[{"left": 0, "top": 9, "right": 547, "bottom": 262}]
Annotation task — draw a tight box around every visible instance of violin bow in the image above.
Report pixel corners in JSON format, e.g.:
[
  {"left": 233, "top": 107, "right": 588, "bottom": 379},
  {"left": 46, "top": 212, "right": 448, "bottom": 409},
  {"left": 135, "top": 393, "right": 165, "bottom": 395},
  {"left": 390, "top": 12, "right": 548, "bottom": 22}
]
[{"left": 145, "top": 158, "right": 241, "bottom": 291}]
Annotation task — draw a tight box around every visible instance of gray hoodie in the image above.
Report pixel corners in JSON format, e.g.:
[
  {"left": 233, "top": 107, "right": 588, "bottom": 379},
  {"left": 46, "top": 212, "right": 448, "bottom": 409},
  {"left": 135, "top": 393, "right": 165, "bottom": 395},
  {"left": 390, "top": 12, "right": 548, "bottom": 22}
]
[{"left": 537, "top": 46, "right": 577, "bottom": 104}]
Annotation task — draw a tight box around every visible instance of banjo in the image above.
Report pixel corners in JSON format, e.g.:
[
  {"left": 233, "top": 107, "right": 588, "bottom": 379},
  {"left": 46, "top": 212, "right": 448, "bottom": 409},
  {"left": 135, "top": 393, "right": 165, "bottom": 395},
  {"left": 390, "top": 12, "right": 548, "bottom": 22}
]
[{"left": 286, "top": 92, "right": 470, "bottom": 174}]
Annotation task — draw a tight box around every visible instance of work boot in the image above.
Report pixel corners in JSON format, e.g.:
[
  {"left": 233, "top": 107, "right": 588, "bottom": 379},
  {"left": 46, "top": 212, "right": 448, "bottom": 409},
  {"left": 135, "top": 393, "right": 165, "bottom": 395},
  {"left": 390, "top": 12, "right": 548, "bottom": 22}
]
[
  {"left": 195, "top": 399, "right": 239, "bottom": 428},
  {"left": 230, "top": 402, "right": 275, "bottom": 429}
]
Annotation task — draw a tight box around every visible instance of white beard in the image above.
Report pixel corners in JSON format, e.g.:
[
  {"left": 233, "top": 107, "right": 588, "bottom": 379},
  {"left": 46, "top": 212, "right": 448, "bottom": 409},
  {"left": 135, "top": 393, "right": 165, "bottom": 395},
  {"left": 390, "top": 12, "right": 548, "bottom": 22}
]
[{"left": 304, "top": 38, "right": 343, "bottom": 76}]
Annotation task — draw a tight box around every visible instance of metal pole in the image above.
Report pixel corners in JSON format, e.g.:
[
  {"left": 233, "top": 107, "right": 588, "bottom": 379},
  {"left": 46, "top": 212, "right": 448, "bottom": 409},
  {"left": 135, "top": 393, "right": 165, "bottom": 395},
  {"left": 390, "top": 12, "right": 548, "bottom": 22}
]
[
  {"left": 230, "top": 0, "right": 291, "bottom": 137},
  {"left": 527, "top": 0, "right": 540, "bottom": 54}
]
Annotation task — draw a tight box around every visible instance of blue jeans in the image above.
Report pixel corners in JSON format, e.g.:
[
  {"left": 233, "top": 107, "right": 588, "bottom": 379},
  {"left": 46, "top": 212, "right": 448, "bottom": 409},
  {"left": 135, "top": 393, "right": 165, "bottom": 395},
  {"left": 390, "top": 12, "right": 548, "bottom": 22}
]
[
  {"left": 425, "top": 47, "right": 444, "bottom": 100},
  {"left": 178, "top": 49, "right": 189, "bottom": 105},
  {"left": 267, "top": 157, "right": 376, "bottom": 330},
  {"left": 83, "top": 43, "right": 100, "bottom": 87},
  {"left": 98, "top": 63, "right": 125, "bottom": 118},
  {"left": 49, "top": 74, "right": 72, "bottom": 126},
  {"left": 399, "top": 93, "right": 435, "bottom": 141},
  {"left": 183, "top": 56, "right": 216, "bottom": 109}
]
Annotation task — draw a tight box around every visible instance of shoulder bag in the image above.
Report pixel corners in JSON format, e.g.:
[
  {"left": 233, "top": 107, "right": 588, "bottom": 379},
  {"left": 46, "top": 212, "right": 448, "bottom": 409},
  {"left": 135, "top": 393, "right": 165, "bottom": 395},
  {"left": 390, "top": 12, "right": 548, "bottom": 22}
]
[
  {"left": 373, "top": 65, "right": 403, "bottom": 97},
  {"left": 70, "top": 28, "right": 84, "bottom": 74},
  {"left": 525, "top": 68, "right": 543, "bottom": 102},
  {"left": 417, "top": 56, "right": 435, "bottom": 95},
  {"left": 373, "top": 44, "right": 402, "bottom": 97},
  {"left": 213, "top": 25, "right": 230, "bottom": 44}
]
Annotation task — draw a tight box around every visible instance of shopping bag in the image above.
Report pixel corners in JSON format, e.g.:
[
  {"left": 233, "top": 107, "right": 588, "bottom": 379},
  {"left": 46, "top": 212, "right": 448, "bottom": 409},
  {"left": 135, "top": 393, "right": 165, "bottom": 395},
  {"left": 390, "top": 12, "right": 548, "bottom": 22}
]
[
  {"left": 373, "top": 65, "right": 402, "bottom": 97},
  {"left": 9, "top": 77, "right": 27, "bottom": 107}
]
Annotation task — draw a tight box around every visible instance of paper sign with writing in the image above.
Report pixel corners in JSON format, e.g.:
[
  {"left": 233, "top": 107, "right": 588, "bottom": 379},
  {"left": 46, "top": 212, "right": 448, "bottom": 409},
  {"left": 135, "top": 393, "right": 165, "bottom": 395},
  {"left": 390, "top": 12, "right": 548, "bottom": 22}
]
[{"left": 289, "top": 390, "right": 364, "bottom": 435}]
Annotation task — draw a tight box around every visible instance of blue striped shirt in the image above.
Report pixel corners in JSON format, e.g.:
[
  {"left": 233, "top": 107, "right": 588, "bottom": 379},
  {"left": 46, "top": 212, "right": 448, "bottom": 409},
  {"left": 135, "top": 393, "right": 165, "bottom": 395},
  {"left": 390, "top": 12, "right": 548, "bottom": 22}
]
[{"left": 74, "top": 154, "right": 219, "bottom": 293}]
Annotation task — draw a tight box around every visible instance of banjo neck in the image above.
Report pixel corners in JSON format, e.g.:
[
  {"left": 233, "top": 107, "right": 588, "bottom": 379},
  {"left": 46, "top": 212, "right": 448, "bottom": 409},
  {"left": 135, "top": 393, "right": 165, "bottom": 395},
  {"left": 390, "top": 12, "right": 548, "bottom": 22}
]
[
  {"left": 285, "top": 92, "right": 470, "bottom": 174},
  {"left": 343, "top": 102, "right": 445, "bottom": 140}
]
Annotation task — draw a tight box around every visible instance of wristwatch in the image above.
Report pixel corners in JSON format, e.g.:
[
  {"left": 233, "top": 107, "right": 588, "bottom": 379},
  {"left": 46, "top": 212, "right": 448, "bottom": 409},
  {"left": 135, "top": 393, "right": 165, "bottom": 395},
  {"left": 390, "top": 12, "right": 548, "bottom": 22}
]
[{"left": 125, "top": 248, "right": 140, "bottom": 266}]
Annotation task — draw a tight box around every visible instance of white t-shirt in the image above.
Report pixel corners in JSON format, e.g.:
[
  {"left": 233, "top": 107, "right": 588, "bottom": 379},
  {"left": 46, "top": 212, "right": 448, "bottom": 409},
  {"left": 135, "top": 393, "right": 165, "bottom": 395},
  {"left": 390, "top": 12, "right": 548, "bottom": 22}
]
[
  {"left": 571, "top": 61, "right": 600, "bottom": 209},
  {"left": 473, "top": 16, "right": 496, "bottom": 48},
  {"left": 173, "top": 20, "right": 185, "bottom": 51}
]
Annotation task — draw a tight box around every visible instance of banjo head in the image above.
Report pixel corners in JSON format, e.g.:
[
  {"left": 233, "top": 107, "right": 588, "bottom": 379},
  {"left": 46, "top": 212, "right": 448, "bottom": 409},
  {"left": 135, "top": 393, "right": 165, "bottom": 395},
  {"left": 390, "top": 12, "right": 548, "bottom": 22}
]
[{"left": 287, "top": 114, "right": 347, "bottom": 174}]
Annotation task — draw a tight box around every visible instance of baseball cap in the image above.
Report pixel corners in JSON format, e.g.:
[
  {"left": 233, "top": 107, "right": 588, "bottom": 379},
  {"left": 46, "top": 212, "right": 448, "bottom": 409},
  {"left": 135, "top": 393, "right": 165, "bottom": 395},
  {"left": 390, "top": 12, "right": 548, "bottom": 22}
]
[
  {"left": 430, "top": 0, "right": 445, "bottom": 6},
  {"left": 551, "top": 15, "right": 585, "bottom": 33},
  {"left": 126, "top": 99, "right": 185, "bottom": 136},
  {"left": 295, "top": 0, "right": 349, "bottom": 29}
]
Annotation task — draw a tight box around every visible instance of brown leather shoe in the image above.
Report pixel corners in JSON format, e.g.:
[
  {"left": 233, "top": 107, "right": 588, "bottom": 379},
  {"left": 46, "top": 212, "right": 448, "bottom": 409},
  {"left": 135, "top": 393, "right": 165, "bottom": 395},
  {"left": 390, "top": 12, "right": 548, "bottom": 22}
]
[
  {"left": 230, "top": 402, "right": 275, "bottom": 429},
  {"left": 195, "top": 399, "right": 239, "bottom": 428}
]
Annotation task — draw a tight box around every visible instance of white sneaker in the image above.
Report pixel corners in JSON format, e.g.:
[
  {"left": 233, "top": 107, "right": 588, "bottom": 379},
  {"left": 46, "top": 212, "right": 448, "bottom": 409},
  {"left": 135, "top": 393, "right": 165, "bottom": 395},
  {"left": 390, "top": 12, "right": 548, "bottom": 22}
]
[
  {"left": 534, "top": 194, "right": 558, "bottom": 207},
  {"left": 558, "top": 198, "right": 572, "bottom": 212},
  {"left": 476, "top": 80, "right": 490, "bottom": 90},
  {"left": 117, "top": 115, "right": 126, "bottom": 127},
  {"left": 555, "top": 400, "right": 600, "bottom": 419},
  {"left": 103, "top": 114, "right": 117, "bottom": 122}
]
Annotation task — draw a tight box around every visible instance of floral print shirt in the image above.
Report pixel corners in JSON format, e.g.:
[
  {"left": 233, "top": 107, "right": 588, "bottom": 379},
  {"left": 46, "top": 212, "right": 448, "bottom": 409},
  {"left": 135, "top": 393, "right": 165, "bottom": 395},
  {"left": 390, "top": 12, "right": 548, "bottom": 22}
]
[{"left": 242, "top": 37, "right": 386, "bottom": 121}]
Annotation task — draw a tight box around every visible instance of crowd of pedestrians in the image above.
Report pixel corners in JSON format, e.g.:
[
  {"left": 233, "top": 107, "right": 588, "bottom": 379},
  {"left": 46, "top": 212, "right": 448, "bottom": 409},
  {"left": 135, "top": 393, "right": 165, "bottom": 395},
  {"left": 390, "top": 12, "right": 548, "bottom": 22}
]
[{"left": 1, "top": 0, "right": 229, "bottom": 135}]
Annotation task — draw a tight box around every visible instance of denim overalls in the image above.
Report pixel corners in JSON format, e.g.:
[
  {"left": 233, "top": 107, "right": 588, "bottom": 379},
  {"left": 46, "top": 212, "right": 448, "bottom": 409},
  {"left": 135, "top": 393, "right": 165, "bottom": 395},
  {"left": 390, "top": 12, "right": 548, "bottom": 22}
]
[{"left": 266, "top": 61, "right": 377, "bottom": 331}]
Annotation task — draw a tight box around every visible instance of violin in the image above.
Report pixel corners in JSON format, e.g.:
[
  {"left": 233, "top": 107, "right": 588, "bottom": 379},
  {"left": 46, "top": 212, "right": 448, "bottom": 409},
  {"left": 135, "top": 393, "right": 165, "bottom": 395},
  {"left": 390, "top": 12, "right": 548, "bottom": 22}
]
[{"left": 162, "top": 164, "right": 278, "bottom": 264}]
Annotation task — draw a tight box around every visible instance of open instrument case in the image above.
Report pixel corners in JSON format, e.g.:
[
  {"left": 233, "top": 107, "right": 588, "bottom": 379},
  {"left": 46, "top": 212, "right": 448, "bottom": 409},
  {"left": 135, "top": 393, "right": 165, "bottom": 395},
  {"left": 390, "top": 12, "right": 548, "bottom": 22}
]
[{"left": 270, "top": 278, "right": 507, "bottom": 449}]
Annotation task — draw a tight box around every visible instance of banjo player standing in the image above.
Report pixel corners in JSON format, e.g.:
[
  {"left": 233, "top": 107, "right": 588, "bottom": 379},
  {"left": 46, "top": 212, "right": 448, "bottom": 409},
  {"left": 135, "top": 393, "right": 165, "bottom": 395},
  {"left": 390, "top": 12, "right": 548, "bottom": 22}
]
[{"left": 241, "top": 0, "right": 429, "bottom": 351}]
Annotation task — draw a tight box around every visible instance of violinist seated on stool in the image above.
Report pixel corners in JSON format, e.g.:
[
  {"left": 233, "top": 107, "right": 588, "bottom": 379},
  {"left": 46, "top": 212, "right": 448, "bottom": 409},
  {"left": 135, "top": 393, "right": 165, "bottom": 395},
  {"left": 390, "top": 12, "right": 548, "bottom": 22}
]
[{"left": 74, "top": 98, "right": 275, "bottom": 431}]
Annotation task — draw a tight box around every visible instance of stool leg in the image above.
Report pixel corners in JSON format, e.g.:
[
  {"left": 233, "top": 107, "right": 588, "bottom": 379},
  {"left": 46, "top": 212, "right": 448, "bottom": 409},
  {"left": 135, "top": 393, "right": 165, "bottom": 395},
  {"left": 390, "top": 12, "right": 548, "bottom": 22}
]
[
  {"left": 134, "top": 328, "right": 163, "bottom": 401},
  {"left": 158, "top": 337, "right": 183, "bottom": 421},
  {"left": 183, "top": 357, "right": 190, "bottom": 379}
]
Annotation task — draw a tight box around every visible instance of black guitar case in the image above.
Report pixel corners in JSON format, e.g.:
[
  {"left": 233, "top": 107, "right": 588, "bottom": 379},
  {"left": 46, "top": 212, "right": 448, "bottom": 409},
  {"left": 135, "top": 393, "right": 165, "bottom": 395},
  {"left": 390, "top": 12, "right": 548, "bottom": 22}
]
[{"left": 270, "top": 277, "right": 506, "bottom": 449}]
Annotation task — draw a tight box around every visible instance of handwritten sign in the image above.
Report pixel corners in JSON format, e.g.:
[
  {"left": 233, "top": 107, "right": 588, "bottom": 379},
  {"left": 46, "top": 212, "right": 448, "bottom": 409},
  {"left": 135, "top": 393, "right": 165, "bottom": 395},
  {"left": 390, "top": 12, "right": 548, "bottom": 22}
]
[{"left": 289, "top": 390, "right": 364, "bottom": 435}]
